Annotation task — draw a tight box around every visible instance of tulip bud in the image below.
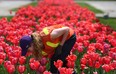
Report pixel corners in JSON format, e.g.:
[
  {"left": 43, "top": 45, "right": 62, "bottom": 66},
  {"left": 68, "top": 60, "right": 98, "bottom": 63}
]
[
  {"left": 77, "top": 46, "right": 84, "bottom": 53},
  {"left": 66, "top": 54, "right": 77, "bottom": 62},
  {"left": 40, "top": 57, "right": 48, "bottom": 66},
  {"left": 9, "top": 56, "right": 18, "bottom": 65},
  {"left": 54, "top": 60, "right": 63, "bottom": 69},
  {"left": 29, "top": 58, "right": 36, "bottom": 63},
  {"left": 19, "top": 56, "right": 26, "bottom": 65},
  {"left": 67, "top": 61, "right": 75, "bottom": 68},
  {"left": 0, "top": 46, "right": 4, "bottom": 52},
  {"left": 0, "top": 52, "right": 6, "bottom": 60},
  {"left": 6, "top": 64, "right": 15, "bottom": 74},
  {"left": 29, "top": 61, "right": 40, "bottom": 70},
  {"left": 4, "top": 61, "right": 12, "bottom": 68},
  {"left": 0, "top": 59, "right": 3, "bottom": 65},
  {"left": 17, "top": 65, "right": 26, "bottom": 73},
  {"left": 43, "top": 71, "right": 51, "bottom": 74},
  {"left": 37, "top": 65, "right": 46, "bottom": 73}
]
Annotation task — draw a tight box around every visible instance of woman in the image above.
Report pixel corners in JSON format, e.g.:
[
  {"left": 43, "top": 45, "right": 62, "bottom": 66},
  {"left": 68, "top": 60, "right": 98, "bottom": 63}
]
[{"left": 20, "top": 25, "right": 76, "bottom": 74}]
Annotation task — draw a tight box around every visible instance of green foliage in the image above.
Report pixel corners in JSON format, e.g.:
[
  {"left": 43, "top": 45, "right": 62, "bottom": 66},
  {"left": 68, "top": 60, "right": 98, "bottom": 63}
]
[
  {"left": 0, "top": 16, "right": 13, "bottom": 22},
  {"left": 77, "top": 3, "right": 103, "bottom": 13},
  {"left": 98, "top": 18, "right": 116, "bottom": 30}
]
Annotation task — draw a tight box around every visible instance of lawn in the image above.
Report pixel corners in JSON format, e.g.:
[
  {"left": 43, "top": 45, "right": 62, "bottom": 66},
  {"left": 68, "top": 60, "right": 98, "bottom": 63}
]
[
  {"left": 0, "top": 16, "right": 13, "bottom": 21},
  {"left": 77, "top": 2, "right": 103, "bottom": 13},
  {"left": 98, "top": 18, "right": 116, "bottom": 30}
]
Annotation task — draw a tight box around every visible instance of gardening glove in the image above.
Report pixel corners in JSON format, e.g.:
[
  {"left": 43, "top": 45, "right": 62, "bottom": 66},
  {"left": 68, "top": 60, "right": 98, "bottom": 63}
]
[{"left": 54, "top": 45, "right": 63, "bottom": 57}]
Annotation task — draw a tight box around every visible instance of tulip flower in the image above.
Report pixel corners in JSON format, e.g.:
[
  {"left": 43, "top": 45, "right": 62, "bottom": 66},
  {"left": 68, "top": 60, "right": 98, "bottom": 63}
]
[
  {"left": 37, "top": 65, "right": 46, "bottom": 73},
  {"left": 17, "top": 65, "right": 26, "bottom": 73},
  {"left": 67, "top": 61, "right": 75, "bottom": 68},
  {"left": 29, "top": 61, "right": 40, "bottom": 70},
  {"left": 0, "top": 59, "right": 3, "bottom": 65},
  {"left": 29, "top": 58, "right": 36, "bottom": 63},
  {"left": 102, "top": 64, "right": 113, "bottom": 72},
  {"left": 40, "top": 57, "right": 48, "bottom": 66},
  {"left": 43, "top": 71, "right": 51, "bottom": 74},
  {"left": 9, "top": 56, "right": 18, "bottom": 65},
  {"left": 0, "top": 52, "right": 6, "bottom": 60},
  {"left": 54, "top": 60, "right": 63, "bottom": 69},
  {"left": 58, "top": 67, "right": 73, "bottom": 74},
  {"left": 4, "top": 61, "right": 12, "bottom": 68},
  {"left": 19, "top": 56, "right": 26, "bottom": 65},
  {"left": 6, "top": 64, "right": 15, "bottom": 74},
  {"left": 66, "top": 54, "right": 77, "bottom": 62}
]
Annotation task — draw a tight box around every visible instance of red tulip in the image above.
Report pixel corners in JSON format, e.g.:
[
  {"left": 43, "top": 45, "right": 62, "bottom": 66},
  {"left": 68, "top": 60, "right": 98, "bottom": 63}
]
[
  {"left": 102, "top": 64, "right": 113, "bottom": 72},
  {"left": 81, "top": 58, "right": 87, "bottom": 65},
  {"left": 67, "top": 61, "right": 75, "bottom": 68},
  {"left": 17, "top": 65, "right": 26, "bottom": 73},
  {"left": 110, "top": 61, "right": 116, "bottom": 70},
  {"left": 19, "top": 56, "right": 26, "bottom": 65},
  {"left": 0, "top": 52, "right": 6, "bottom": 60},
  {"left": 43, "top": 71, "right": 51, "bottom": 74},
  {"left": 58, "top": 67, "right": 73, "bottom": 74},
  {"left": 29, "top": 61, "right": 40, "bottom": 70},
  {"left": 102, "top": 56, "right": 111, "bottom": 64},
  {"left": 54, "top": 60, "right": 63, "bottom": 68},
  {"left": 40, "top": 57, "right": 48, "bottom": 66},
  {"left": 0, "top": 59, "right": 3, "bottom": 65},
  {"left": 29, "top": 58, "right": 36, "bottom": 63},
  {"left": 66, "top": 54, "right": 77, "bottom": 62},
  {"left": 4, "top": 61, "right": 12, "bottom": 68},
  {"left": 112, "top": 31, "right": 116, "bottom": 38},
  {"left": 77, "top": 45, "right": 84, "bottom": 53},
  {"left": 0, "top": 46, "right": 4, "bottom": 52},
  {"left": 83, "top": 40, "right": 89, "bottom": 47},
  {"left": 9, "top": 56, "right": 18, "bottom": 65},
  {"left": 37, "top": 65, "right": 46, "bottom": 73},
  {"left": 58, "top": 67, "right": 66, "bottom": 74},
  {"left": 12, "top": 50, "right": 21, "bottom": 58},
  {"left": 81, "top": 64, "right": 87, "bottom": 70},
  {"left": 6, "top": 64, "right": 15, "bottom": 74},
  {"left": 95, "top": 61, "right": 101, "bottom": 69},
  {"left": 88, "top": 59, "right": 94, "bottom": 67}
]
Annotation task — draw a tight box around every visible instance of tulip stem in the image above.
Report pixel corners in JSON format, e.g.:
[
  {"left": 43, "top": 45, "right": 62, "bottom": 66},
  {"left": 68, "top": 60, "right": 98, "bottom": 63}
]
[
  {"left": 97, "top": 67, "right": 103, "bottom": 74},
  {"left": 114, "top": 70, "right": 116, "bottom": 74},
  {"left": 89, "top": 67, "right": 93, "bottom": 74},
  {"left": 1, "top": 64, "right": 8, "bottom": 74},
  {"left": 75, "top": 50, "right": 82, "bottom": 74}
]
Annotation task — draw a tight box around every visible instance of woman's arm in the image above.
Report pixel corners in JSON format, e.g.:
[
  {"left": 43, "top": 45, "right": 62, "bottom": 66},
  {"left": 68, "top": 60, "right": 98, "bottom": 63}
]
[{"left": 50, "top": 27, "right": 69, "bottom": 46}]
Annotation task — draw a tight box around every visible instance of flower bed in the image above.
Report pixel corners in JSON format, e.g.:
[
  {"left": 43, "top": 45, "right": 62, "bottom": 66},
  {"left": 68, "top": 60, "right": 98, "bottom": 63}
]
[{"left": 0, "top": 0, "right": 116, "bottom": 74}]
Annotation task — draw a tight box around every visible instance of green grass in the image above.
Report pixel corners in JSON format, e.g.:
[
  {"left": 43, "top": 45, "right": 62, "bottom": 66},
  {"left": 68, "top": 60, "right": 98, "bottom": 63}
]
[
  {"left": 98, "top": 18, "right": 116, "bottom": 30},
  {"left": 77, "top": 2, "right": 103, "bottom": 13},
  {"left": 11, "top": 1, "right": 38, "bottom": 11},
  {"left": 0, "top": 16, "right": 13, "bottom": 21}
]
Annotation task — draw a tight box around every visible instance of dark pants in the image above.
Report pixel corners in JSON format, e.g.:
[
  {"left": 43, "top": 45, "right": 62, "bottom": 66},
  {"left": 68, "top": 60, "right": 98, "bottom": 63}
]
[{"left": 50, "top": 33, "right": 76, "bottom": 73}]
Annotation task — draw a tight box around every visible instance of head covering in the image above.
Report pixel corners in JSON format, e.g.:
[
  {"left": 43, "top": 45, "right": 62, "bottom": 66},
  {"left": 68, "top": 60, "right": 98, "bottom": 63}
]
[{"left": 20, "top": 36, "right": 33, "bottom": 56}]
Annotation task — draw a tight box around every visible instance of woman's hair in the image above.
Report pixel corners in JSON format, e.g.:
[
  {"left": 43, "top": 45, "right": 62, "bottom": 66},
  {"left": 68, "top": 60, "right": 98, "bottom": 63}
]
[{"left": 31, "top": 32, "right": 43, "bottom": 60}]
